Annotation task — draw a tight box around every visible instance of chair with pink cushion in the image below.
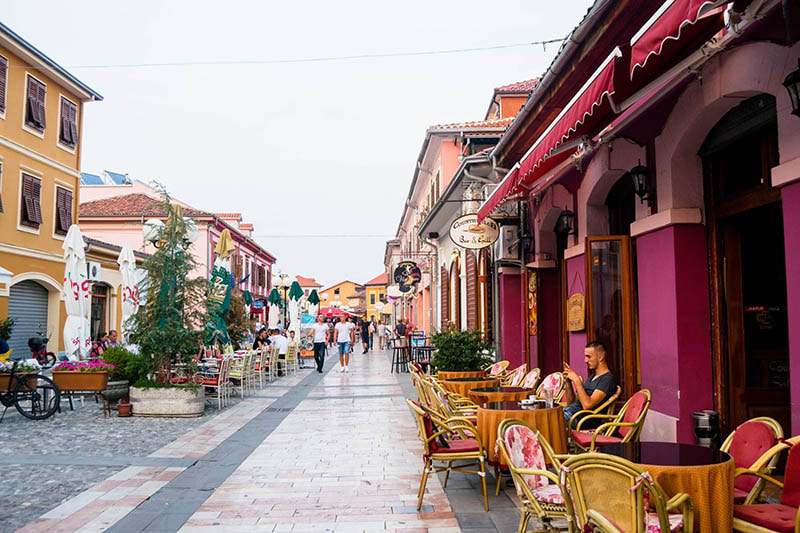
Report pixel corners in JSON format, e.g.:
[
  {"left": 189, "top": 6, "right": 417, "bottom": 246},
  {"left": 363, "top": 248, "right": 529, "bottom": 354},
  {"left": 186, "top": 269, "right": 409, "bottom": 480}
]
[
  {"left": 733, "top": 441, "right": 800, "bottom": 533},
  {"left": 484, "top": 360, "right": 510, "bottom": 378},
  {"left": 720, "top": 417, "right": 784, "bottom": 505},
  {"left": 536, "top": 372, "right": 566, "bottom": 402},
  {"left": 571, "top": 389, "right": 651, "bottom": 452},
  {"left": 496, "top": 418, "right": 574, "bottom": 533},
  {"left": 502, "top": 364, "right": 528, "bottom": 387},
  {"left": 521, "top": 368, "right": 541, "bottom": 390}
]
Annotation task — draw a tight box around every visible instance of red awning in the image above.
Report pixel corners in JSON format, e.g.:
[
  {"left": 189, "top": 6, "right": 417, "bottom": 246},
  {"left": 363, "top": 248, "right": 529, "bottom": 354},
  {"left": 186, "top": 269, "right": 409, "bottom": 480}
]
[
  {"left": 477, "top": 166, "right": 518, "bottom": 221},
  {"left": 630, "top": 0, "right": 726, "bottom": 84}
]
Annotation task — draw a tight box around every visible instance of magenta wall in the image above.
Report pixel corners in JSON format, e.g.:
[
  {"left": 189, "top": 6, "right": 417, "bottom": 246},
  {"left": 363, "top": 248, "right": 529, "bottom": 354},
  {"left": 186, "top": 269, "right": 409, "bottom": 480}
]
[
  {"left": 782, "top": 181, "right": 800, "bottom": 434},
  {"left": 636, "top": 225, "right": 713, "bottom": 443},
  {"left": 535, "top": 268, "right": 563, "bottom": 376},
  {"left": 499, "top": 273, "right": 524, "bottom": 367},
  {"left": 566, "top": 255, "right": 587, "bottom": 370}
]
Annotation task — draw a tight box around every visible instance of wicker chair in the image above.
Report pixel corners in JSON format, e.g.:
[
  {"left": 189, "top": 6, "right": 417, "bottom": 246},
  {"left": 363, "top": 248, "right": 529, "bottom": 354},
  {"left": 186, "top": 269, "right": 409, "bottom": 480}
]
[
  {"left": 285, "top": 344, "right": 299, "bottom": 375},
  {"left": 733, "top": 441, "right": 800, "bottom": 533},
  {"left": 496, "top": 418, "right": 575, "bottom": 533},
  {"left": 407, "top": 399, "right": 489, "bottom": 511},
  {"left": 720, "top": 417, "right": 784, "bottom": 505},
  {"left": 228, "top": 354, "right": 247, "bottom": 399},
  {"left": 536, "top": 372, "right": 567, "bottom": 402},
  {"left": 267, "top": 344, "right": 280, "bottom": 382},
  {"left": 521, "top": 368, "right": 541, "bottom": 390},
  {"left": 253, "top": 345, "right": 268, "bottom": 389},
  {"left": 201, "top": 356, "right": 231, "bottom": 409},
  {"left": 567, "top": 386, "right": 621, "bottom": 431},
  {"left": 562, "top": 452, "right": 694, "bottom": 532},
  {"left": 484, "top": 360, "right": 510, "bottom": 378},
  {"left": 502, "top": 364, "right": 529, "bottom": 387},
  {"left": 571, "top": 389, "right": 651, "bottom": 452}
]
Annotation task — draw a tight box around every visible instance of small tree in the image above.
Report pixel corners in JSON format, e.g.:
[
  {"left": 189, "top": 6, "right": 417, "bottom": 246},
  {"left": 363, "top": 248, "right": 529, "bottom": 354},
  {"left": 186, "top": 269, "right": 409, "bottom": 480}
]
[
  {"left": 226, "top": 290, "right": 253, "bottom": 349},
  {"left": 125, "top": 189, "right": 209, "bottom": 383},
  {"left": 0, "top": 317, "right": 14, "bottom": 341}
]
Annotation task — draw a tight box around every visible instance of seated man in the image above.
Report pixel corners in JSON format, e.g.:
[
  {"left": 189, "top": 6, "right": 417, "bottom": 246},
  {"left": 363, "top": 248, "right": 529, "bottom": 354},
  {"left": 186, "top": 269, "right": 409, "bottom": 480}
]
[{"left": 562, "top": 341, "right": 616, "bottom": 429}]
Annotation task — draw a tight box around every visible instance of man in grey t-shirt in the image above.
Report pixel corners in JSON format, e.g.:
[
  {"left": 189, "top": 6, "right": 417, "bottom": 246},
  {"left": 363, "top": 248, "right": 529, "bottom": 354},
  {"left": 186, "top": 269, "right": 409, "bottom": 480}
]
[{"left": 562, "top": 341, "right": 616, "bottom": 429}]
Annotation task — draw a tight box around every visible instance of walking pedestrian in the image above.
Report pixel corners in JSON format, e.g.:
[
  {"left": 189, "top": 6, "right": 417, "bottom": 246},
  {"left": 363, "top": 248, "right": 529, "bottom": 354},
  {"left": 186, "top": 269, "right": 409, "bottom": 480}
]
[
  {"left": 334, "top": 316, "right": 354, "bottom": 372},
  {"left": 360, "top": 318, "right": 370, "bottom": 354},
  {"left": 327, "top": 319, "right": 335, "bottom": 348},
  {"left": 308, "top": 315, "right": 329, "bottom": 373},
  {"left": 368, "top": 319, "right": 375, "bottom": 351},
  {"left": 273, "top": 328, "right": 288, "bottom": 376},
  {"left": 377, "top": 321, "right": 386, "bottom": 350}
]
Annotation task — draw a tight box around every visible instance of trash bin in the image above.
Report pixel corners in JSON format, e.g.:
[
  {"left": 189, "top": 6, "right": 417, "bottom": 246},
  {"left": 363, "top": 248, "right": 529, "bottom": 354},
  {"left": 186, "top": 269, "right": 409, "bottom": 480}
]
[{"left": 693, "top": 410, "right": 720, "bottom": 448}]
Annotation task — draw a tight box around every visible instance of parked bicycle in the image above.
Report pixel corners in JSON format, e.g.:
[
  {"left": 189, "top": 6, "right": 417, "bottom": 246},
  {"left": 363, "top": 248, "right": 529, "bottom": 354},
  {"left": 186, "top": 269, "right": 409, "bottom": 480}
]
[
  {"left": 28, "top": 326, "right": 56, "bottom": 368},
  {"left": 0, "top": 361, "right": 60, "bottom": 421}
]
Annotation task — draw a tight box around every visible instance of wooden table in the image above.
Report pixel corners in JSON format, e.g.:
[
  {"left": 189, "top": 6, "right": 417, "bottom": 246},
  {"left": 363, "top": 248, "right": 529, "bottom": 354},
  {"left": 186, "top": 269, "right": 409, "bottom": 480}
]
[
  {"left": 468, "top": 386, "right": 533, "bottom": 405},
  {"left": 477, "top": 401, "right": 567, "bottom": 466},
  {"left": 604, "top": 442, "right": 734, "bottom": 533},
  {"left": 441, "top": 377, "right": 500, "bottom": 398},
  {"left": 437, "top": 370, "right": 486, "bottom": 381}
]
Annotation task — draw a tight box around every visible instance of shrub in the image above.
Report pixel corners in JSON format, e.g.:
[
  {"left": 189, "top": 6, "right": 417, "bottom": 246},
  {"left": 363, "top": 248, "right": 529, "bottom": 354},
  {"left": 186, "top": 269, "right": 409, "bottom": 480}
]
[
  {"left": 430, "top": 326, "right": 493, "bottom": 372},
  {"left": 0, "top": 317, "right": 14, "bottom": 341},
  {"left": 102, "top": 346, "right": 147, "bottom": 383}
]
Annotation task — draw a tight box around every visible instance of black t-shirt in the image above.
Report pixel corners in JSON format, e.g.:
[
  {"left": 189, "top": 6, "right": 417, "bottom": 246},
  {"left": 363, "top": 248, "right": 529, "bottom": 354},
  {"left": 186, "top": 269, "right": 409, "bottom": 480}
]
[
  {"left": 396, "top": 323, "right": 407, "bottom": 336},
  {"left": 253, "top": 337, "right": 269, "bottom": 350},
  {"left": 567, "top": 371, "right": 616, "bottom": 414}
]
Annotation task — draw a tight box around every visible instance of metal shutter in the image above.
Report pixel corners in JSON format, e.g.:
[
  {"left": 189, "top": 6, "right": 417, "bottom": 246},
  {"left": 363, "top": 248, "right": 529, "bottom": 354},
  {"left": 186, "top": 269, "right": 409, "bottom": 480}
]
[{"left": 8, "top": 280, "right": 49, "bottom": 360}]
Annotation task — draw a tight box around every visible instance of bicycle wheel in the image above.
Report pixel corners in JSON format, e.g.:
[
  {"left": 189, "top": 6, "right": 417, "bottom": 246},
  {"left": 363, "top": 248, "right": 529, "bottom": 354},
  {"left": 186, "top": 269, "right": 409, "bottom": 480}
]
[{"left": 14, "top": 374, "right": 60, "bottom": 420}]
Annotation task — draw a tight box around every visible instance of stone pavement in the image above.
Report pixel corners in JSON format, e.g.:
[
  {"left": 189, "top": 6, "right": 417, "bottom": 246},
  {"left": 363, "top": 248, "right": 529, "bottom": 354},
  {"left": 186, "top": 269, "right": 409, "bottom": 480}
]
[{"left": 10, "top": 348, "right": 531, "bottom": 532}]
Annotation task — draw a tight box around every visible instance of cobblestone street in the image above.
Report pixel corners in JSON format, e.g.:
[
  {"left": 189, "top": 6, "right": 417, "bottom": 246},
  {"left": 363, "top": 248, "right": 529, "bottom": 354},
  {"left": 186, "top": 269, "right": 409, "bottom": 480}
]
[{"left": 2, "top": 348, "right": 527, "bottom": 532}]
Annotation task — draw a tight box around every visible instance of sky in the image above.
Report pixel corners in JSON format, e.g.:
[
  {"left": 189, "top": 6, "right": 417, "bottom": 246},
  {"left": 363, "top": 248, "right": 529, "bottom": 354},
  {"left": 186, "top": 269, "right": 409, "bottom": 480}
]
[{"left": 3, "top": 0, "right": 595, "bottom": 288}]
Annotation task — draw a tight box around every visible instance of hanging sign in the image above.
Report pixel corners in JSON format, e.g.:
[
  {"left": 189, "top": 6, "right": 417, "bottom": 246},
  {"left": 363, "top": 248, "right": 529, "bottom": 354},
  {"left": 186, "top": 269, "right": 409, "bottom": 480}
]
[
  {"left": 527, "top": 270, "right": 537, "bottom": 336},
  {"left": 567, "top": 293, "right": 585, "bottom": 332},
  {"left": 449, "top": 214, "right": 499, "bottom": 250},
  {"left": 393, "top": 261, "right": 421, "bottom": 293}
]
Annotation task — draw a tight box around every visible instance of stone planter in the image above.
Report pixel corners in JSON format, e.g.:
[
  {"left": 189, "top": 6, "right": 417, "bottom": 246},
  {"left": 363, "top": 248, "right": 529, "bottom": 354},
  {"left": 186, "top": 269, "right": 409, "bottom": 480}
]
[
  {"left": 129, "top": 386, "right": 204, "bottom": 417},
  {"left": 51, "top": 371, "right": 108, "bottom": 392},
  {"left": 100, "top": 380, "right": 130, "bottom": 405}
]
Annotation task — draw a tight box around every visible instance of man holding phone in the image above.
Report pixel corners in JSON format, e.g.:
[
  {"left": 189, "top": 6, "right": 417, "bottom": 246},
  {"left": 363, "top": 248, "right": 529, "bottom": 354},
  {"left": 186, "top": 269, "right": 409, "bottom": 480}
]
[{"left": 562, "top": 341, "right": 616, "bottom": 428}]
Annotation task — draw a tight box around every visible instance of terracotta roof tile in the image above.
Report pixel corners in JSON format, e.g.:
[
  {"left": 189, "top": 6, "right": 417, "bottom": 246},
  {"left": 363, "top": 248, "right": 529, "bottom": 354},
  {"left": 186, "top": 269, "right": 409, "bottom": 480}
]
[
  {"left": 364, "top": 273, "right": 388, "bottom": 286},
  {"left": 494, "top": 78, "right": 540, "bottom": 93},
  {"left": 79, "top": 193, "right": 212, "bottom": 217},
  {"left": 428, "top": 116, "right": 514, "bottom": 132},
  {"left": 216, "top": 213, "right": 242, "bottom": 219},
  {"left": 295, "top": 275, "right": 322, "bottom": 287}
]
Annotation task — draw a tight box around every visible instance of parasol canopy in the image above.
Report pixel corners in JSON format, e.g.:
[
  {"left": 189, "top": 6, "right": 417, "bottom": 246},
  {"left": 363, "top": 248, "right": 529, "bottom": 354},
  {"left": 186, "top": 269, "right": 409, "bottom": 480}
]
[
  {"left": 62, "top": 225, "right": 91, "bottom": 359},
  {"left": 205, "top": 229, "right": 233, "bottom": 346},
  {"left": 307, "top": 289, "right": 320, "bottom": 318},
  {"left": 288, "top": 281, "right": 304, "bottom": 301},
  {"left": 268, "top": 288, "right": 282, "bottom": 305},
  {"left": 116, "top": 244, "right": 140, "bottom": 343}
]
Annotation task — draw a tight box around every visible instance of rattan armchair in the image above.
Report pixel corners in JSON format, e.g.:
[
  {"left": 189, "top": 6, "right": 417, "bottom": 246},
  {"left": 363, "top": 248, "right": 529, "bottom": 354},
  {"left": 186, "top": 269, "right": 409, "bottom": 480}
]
[
  {"left": 406, "top": 399, "right": 489, "bottom": 511},
  {"left": 484, "top": 360, "right": 510, "bottom": 378},
  {"left": 521, "top": 368, "right": 541, "bottom": 390},
  {"left": 562, "top": 452, "right": 694, "bottom": 532},
  {"left": 571, "top": 389, "right": 651, "bottom": 452},
  {"left": 502, "top": 364, "right": 529, "bottom": 387},
  {"left": 536, "top": 372, "right": 567, "bottom": 402},
  {"left": 720, "top": 417, "right": 784, "bottom": 505},
  {"left": 496, "top": 418, "right": 575, "bottom": 533},
  {"left": 567, "top": 386, "right": 621, "bottom": 430}
]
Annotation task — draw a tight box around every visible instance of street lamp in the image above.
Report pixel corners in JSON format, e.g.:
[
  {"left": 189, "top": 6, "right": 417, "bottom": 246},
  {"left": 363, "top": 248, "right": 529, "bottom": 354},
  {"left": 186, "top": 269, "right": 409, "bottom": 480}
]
[{"left": 271, "top": 273, "right": 290, "bottom": 329}]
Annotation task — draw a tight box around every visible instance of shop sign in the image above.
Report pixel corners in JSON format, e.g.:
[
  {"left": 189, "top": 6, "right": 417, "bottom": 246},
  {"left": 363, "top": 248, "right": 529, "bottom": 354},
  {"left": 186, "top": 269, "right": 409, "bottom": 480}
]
[
  {"left": 567, "top": 293, "right": 585, "bottom": 332},
  {"left": 251, "top": 299, "right": 265, "bottom": 309},
  {"left": 527, "top": 270, "right": 537, "bottom": 335},
  {"left": 449, "top": 214, "right": 499, "bottom": 250},
  {"left": 393, "top": 261, "right": 421, "bottom": 293}
]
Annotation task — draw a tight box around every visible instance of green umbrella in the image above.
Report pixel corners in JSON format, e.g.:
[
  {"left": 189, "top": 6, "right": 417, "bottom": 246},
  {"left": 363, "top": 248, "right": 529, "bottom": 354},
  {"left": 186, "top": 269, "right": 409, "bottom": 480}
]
[
  {"left": 288, "top": 281, "right": 304, "bottom": 300},
  {"left": 268, "top": 288, "right": 282, "bottom": 305},
  {"left": 242, "top": 290, "right": 253, "bottom": 306},
  {"left": 308, "top": 289, "right": 320, "bottom": 305}
]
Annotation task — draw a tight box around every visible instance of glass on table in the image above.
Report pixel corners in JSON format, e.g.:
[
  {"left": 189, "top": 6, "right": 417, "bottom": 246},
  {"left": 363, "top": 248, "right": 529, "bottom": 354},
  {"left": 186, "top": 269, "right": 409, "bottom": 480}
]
[{"left": 544, "top": 388, "right": 554, "bottom": 408}]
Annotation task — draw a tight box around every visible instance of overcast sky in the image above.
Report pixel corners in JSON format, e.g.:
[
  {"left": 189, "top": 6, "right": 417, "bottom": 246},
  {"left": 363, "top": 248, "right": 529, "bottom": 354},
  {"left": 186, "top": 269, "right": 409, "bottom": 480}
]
[{"left": 4, "top": 1, "right": 594, "bottom": 288}]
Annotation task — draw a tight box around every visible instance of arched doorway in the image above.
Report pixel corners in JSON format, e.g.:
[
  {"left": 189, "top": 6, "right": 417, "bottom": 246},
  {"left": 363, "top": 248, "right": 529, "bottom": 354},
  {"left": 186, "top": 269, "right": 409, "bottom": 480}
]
[{"left": 702, "top": 93, "right": 789, "bottom": 432}]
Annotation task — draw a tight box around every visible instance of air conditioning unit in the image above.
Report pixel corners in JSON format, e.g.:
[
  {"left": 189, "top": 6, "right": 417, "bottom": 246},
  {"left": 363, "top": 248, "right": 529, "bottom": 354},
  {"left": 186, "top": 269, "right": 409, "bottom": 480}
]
[
  {"left": 87, "top": 261, "right": 102, "bottom": 281},
  {"left": 496, "top": 226, "right": 519, "bottom": 262}
]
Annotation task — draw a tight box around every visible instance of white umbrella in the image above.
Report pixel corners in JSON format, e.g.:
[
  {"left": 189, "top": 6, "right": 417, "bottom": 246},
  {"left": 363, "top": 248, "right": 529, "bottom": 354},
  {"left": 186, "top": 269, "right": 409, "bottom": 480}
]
[
  {"left": 288, "top": 299, "right": 300, "bottom": 334},
  {"left": 62, "top": 225, "right": 91, "bottom": 360},
  {"left": 116, "top": 244, "right": 140, "bottom": 343},
  {"left": 268, "top": 304, "right": 279, "bottom": 328}
]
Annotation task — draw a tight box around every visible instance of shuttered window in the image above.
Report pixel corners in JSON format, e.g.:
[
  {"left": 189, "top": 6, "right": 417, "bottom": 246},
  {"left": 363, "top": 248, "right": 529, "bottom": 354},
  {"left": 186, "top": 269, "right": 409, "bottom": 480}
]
[
  {"left": 440, "top": 266, "right": 449, "bottom": 329},
  {"left": 55, "top": 187, "right": 73, "bottom": 235},
  {"left": 26, "top": 76, "right": 46, "bottom": 130},
  {"left": 0, "top": 55, "right": 7, "bottom": 114},
  {"left": 20, "top": 174, "right": 42, "bottom": 227},
  {"left": 234, "top": 255, "right": 243, "bottom": 280},
  {"left": 465, "top": 250, "right": 477, "bottom": 330},
  {"left": 59, "top": 97, "right": 78, "bottom": 147}
]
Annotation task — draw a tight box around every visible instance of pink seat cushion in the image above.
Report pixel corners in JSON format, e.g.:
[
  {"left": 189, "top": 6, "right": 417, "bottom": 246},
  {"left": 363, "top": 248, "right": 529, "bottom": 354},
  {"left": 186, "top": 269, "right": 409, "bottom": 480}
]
[
  {"left": 618, "top": 392, "right": 648, "bottom": 438},
  {"left": 729, "top": 421, "right": 777, "bottom": 493},
  {"left": 201, "top": 377, "right": 218, "bottom": 386},
  {"left": 531, "top": 485, "right": 564, "bottom": 504},
  {"left": 430, "top": 438, "right": 480, "bottom": 454},
  {"left": 571, "top": 430, "right": 622, "bottom": 447},
  {"left": 503, "top": 425, "right": 549, "bottom": 496},
  {"left": 782, "top": 444, "right": 800, "bottom": 508},
  {"left": 734, "top": 504, "right": 798, "bottom": 533},
  {"left": 733, "top": 487, "right": 750, "bottom": 504},
  {"left": 646, "top": 512, "right": 683, "bottom": 532}
]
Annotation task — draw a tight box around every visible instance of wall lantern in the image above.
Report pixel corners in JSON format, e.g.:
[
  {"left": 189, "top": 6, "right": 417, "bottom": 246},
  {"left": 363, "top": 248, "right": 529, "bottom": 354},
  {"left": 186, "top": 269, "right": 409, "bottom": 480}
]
[
  {"left": 555, "top": 210, "right": 576, "bottom": 235},
  {"left": 630, "top": 161, "right": 651, "bottom": 203},
  {"left": 783, "top": 58, "right": 800, "bottom": 117}
]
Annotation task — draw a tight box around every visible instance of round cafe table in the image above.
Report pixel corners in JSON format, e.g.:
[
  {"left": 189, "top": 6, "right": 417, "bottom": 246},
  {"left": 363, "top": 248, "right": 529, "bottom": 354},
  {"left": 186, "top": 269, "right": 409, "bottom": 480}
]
[
  {"left": 477, "top": 401, "right": 568, "bottom": 466},
  {"left": 441, "top": 377, "right": 500, "bottom": 398},
  {"left": 468, "top": 386, "right": 533, "bottom": 405},
  {"left": 603, "top": 442, "right": 733, "bottom": 533},
  {"left": 437, "top": 370, "right": 486, "bottom": 381}
]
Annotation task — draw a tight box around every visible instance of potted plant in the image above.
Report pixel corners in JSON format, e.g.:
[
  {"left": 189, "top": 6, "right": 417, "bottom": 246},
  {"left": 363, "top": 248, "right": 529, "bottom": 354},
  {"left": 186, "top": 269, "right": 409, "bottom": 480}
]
[
  {"left": 100, "top": 346, "right": 140, "bottom": 405},
  {"left": 0, "top": 360, "right": 40, "bottom": 391},
  {"left": 51, "top": 360, "right": 113, "bottom": 391},
  {"left": 125, "top": 188, "right": 209, "bottom": 417},
  {"left": 431, "top": 326, "right": 494, "bottom": 379}
]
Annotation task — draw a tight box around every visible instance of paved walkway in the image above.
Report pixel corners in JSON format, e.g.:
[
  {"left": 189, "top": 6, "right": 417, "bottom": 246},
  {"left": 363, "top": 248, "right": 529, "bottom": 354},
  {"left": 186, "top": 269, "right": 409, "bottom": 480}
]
[{"left": 15, "top": 348, "right": 528, "bottom": 532}]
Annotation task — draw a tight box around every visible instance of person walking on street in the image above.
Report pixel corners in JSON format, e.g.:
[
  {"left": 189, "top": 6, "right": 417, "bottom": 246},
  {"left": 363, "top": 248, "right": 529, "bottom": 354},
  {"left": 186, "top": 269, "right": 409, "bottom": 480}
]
[
  {"left": 273, "top": 328, "right": 288, "bottom": 376},
  {"left": 360, "top": 318, "right": 370, "bottom": 354},
  {"left": 368, "top": 319, "right": 375, "bottom": 351},
  {"left": 377, "top": 321, "right": 387, "bottom": 350},
  {"left": 308, "top": 315, "right": 329, "bottom": 373},
  {"left": 334, "top": 317, "right": 354, "bottom": 372},
  {"left": 327, "top": 319, "right": 335, "bottom": 348}
]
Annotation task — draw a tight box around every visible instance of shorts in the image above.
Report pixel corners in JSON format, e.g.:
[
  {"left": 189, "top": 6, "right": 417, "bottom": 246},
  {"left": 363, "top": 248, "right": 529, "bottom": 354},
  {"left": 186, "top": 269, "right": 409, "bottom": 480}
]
[{"left": 338, "top": 342, "right": 350, "bottom": 355}]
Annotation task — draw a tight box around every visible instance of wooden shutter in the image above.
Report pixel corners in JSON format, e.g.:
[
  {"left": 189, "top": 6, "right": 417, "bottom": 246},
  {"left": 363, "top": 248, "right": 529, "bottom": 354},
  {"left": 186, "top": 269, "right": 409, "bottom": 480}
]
[
  {"left": 26, "top": 76, "right": 46, "bottom": 129},
  {"left": 440, "top": 266, "right": 449, "bottom": 329},
  {"left": 60, "top": 98, "right": 78, "bottom": 146},
  {"left": 0, "top": 56, "right": 7, "bottom": 113},
  {"left": 21, "top": 174, "right": 42, "bottom": 226},
  {"left": 465, "top": 250, "right": 477, "bottom": 330},
  {"left": 55, "top": 187, "right": 73, "bottom": 234},
  {"left": 234, "top": 255, "right": 243, "bottom": 280}
]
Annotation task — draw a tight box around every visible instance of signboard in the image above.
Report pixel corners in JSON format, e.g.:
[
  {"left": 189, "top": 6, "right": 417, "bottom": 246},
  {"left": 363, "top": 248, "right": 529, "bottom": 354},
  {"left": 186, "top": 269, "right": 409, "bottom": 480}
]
[
  {"left": 527, "top": 270, "right": 537, "bottom": 336},
  {"left": 393, "top": 261, "right": 421, "bottom": 293},
  {"left": 567, "top": 293, "right": 585, "bottom": 332},
  {"left": 449, "top": 214, "right": 499, "bottom": 250}
]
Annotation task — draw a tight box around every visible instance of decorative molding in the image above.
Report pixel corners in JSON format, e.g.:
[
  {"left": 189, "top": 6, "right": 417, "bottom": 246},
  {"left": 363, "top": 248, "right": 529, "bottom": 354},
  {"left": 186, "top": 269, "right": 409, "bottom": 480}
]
[
  {"left": 564, "top": 242, "right": 585, "bottom": 260},
  {"left": 497, "top": 265, "right": 521, "bottom": 275},
  {"left": 0, "top": 135, "right": 81, "bottom": 178},
  {"left": 771, "top": 156, "right": 800, "bottom": 188},
  {"left": 630, "top": 208, "right": 703, "bottom": 238},
  {"left": 525, "top": 259, "right": 557, "bottom": 269},
  {"left": 0, "top": 242, "right": 65, "bottom": 263},
  {"left": 10, "top": 271, "right": 62, "bottom": 291}
]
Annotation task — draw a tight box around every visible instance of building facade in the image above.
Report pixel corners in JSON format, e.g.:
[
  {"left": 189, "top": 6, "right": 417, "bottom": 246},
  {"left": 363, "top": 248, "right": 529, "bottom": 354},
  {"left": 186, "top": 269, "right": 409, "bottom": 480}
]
[
  {"left": 318, "top": 280, "right": 363, "bottom": 310},
  {"left": 363, "top": 273, "right": 387, "bottom": 322}
]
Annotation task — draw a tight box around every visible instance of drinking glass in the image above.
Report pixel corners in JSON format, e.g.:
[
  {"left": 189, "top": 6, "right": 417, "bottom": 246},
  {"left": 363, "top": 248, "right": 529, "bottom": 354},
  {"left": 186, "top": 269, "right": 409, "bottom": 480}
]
[{"left": 544, "top": 388, "right": 554, "bottom": 408}]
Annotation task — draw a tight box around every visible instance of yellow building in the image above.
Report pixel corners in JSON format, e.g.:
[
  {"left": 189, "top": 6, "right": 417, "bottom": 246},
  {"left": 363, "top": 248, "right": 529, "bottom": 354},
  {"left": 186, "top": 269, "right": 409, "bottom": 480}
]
[
  {"left": 0, "top": 22, "right": 103, "bottom": 356},
  {"left": 319, "top": 280, "right": 363, "bottom": 310},
  {"left": 364, "top": 273, "right": 387, "bottom": 322}
]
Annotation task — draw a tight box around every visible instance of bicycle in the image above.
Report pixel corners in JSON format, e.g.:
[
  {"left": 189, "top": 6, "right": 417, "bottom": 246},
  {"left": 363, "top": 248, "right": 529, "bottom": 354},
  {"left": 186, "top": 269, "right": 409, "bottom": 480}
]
[
  {"left": 0, "top": 362, "right": 61, "bottom": 421},
  {"left": 28, "top": 327, "right": 56, "bottom": 368}
]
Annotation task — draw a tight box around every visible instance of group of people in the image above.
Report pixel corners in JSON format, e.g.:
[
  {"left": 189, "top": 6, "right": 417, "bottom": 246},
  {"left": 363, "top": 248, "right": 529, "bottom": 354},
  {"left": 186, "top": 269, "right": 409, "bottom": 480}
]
[
  {"left": 251, "top": 327, "right": 301, "bottom": 376},
  {"left": 90, "top": 329, "right": 121, "bottom": 359}
]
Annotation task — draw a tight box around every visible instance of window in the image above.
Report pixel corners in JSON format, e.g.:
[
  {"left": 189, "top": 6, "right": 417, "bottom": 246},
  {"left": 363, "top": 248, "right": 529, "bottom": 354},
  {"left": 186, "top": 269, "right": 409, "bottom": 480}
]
[
  {"left": 59, "top": 97, "right": 78, "bottom": 148},
  {"left": 25, "top": 75, "right": 46, "bottom": 131},
  {"left": 55, "top": 187, "right": 73, "bottom": 235},
  {"left": 0, "top": 55, "right": 7, "bottom": 114},
  {"left": 304, "top": 289, "right": 309, "bottom": 297},
  {"left": 234, "top": 255, "right": 243, "bottom": 280},
  {"left": 370, "top": 293, "right": 376, "bottom": 305},
  {"left": 334, "top": 288, "right": 340, "bottom": 295},
  {"left": 20, "top": 174, "right": 42, "bottom": 228}
]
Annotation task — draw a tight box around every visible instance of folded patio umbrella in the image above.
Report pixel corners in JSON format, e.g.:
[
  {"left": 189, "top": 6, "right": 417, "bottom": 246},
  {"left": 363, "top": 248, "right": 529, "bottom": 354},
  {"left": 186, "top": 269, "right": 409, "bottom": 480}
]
[
  {"left": 205, "top": 229, "right": 234, "bottom": 346},
  {"left": 62, "top": 225, "right": 91, "bottom": 360},
  {"left": 117, "top": 244, "right": 140, "bottom": 343},
  {"left": 308, "top": 289, "right": 320, "bottom": 318}
]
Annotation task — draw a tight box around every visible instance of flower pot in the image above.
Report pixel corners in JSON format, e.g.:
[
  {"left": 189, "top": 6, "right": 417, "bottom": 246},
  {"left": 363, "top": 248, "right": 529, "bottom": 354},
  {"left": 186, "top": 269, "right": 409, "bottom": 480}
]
[
  {"left": 0, "top": 373, "right": 37, "bottom": 391},
  {"left": 129, "top": 386, "right": 204, "bottom": 417},
  {"left": 101, "top": 380, "right": 130, "bottom": 404},
  {"left": 117, "top": 402, "right": 132, "bottom": 417},
  {"left": 51, "top": 371, "right": 108, "bottom": 392}
]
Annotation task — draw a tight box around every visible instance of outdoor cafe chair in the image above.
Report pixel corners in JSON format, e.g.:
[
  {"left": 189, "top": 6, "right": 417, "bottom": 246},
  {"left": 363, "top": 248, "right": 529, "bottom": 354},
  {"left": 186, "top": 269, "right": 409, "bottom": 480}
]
[
  {"left": 733, "top": 440, "right": 800, "bottom": 533},
  {"left": 406, "top": 399, "right": 489, "bottom": 512},
  {"left": 521, "top": 368, "right": 541, "bottom": 390},
  {"left": 228, "top": 353, "right": 247, "bottom": 399},
  {"left": 720, "top": 417, "right": 784, "bottom": 505},
  {"left": 536, "top": 372, "right": 566, "bottom": 402},
  {"left": 201, "top": 355, "right": 231, "bottom": 409},
  {"left": 502, "top": 364, "right": 528, "bottom": 387},
  {"left": 561, "top": 452, "right": 694, "bottom": 533},
  {"left": 253, "top": 345, "right": 268, "bottom": 389},
  {"left": 268, "top": 344, "right": 280, "bottom": 382},
  {"left": 567, "top": 385, "right": 621, "bottom": 432},
  {"left": 496, "top": 418, "right": 575, "bottom": 533},
  {"left": 484, "top": 360, "right": 510, "bottom": 378},
  {"left": 285, "top": 344, "right": 299, "bottom": 376},
  {"left": 244, "top": 351, "right": 258, "bottom": 393},
  {"left": 571, "top": 389, "right": 651, "bottom": 452}
]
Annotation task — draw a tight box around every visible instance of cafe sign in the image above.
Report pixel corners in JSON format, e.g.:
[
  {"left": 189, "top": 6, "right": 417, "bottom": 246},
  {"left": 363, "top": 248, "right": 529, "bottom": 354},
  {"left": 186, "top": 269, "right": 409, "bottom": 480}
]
[{"left": 449, "top": 214, "right": 499, "bottom": 250}]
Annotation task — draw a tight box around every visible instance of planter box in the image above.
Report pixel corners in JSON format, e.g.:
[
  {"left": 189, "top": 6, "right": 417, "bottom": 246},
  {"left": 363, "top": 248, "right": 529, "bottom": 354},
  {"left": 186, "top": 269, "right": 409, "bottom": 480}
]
[
  {"left": 51, "top": 371, "right": 108, "bottom": 392},
  {"left": 129, "top": 386, "right": 204, "bottom": 418},
  {"left": 0, "top": 373, "right": 37, "bottom": 392}
]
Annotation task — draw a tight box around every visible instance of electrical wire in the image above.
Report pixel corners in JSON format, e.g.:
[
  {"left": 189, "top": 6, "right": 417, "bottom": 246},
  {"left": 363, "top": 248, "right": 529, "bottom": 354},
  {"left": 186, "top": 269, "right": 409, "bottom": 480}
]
[{"left": 253, "top": 235, "right": 394, "bottom": 238}]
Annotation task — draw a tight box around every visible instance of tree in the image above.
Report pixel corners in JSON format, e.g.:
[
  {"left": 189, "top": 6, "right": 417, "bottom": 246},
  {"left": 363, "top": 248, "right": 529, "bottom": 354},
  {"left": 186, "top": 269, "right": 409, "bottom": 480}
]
[
  {"left": 125, "top": 188, "right": 209, "bottom": 381},
  {"left": 226, "top": 289, "right": 253, "bottom": 349}
]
